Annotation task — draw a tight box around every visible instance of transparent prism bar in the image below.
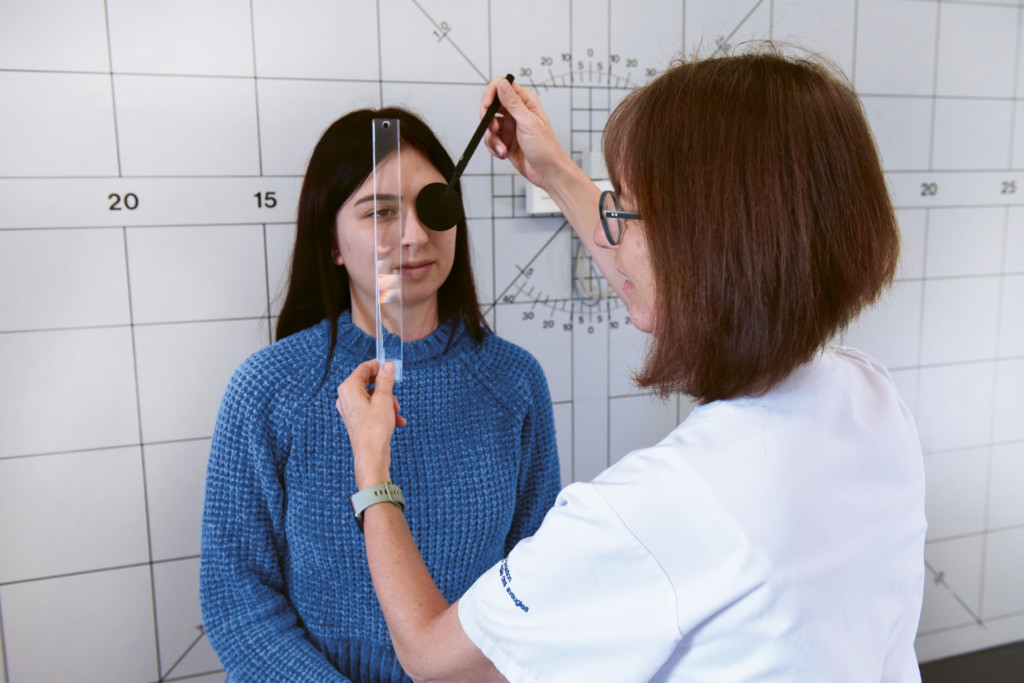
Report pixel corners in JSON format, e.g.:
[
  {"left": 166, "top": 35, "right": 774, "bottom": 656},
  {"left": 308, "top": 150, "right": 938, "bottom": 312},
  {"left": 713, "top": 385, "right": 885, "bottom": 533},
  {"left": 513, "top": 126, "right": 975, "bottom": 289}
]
[{"left": 373, "top": 118, "right": 403, "bottom": 381}]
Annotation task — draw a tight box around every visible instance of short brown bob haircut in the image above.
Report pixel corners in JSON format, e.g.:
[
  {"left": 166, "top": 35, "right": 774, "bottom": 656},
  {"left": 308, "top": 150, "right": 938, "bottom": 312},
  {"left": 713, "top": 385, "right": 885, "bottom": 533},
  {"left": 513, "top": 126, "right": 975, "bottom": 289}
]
[{"left": 603, "top": 44, "right": 899, "bottom": 403}]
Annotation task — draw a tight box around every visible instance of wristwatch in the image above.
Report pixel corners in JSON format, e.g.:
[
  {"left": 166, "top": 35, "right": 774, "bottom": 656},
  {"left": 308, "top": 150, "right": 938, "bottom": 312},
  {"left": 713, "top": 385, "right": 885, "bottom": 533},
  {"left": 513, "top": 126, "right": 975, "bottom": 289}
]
[{"left": 350, "top": 482, "right": 405, "bottom": 532}]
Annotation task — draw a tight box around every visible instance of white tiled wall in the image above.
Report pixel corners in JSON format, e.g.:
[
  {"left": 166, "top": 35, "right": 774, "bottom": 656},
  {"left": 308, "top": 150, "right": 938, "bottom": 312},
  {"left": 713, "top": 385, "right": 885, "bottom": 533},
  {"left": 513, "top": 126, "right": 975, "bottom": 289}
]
[
  {"left": 0, "top": 448, "right": 149, "bottom": 583},
  {"left": 0, "top": 328, "right": 140, "bottom": 458},
  {"left": 0, "top": 228, "right": 131, "bottom": 330},
  {"left": 1, "top": 566, "right": 158, "bottom": 682},
  {"left": 0, "top": 1, "right": 1022, "bottom": 681},
  {"left": 848, "top": 1, "right": 1024, "bottom": 662},
  {"left": 0, "top": 72, "right": 119, "bottom": 177},
  {"left": 145, "top": 440, "right": 212, "bottom": 561}
]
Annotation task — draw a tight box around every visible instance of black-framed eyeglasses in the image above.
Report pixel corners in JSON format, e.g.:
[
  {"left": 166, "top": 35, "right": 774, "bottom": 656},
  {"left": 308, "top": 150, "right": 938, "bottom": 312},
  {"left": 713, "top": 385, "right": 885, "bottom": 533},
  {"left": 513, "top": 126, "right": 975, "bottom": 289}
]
[{"left": 599, "top": 190, "right": 642, "bottom": 246}]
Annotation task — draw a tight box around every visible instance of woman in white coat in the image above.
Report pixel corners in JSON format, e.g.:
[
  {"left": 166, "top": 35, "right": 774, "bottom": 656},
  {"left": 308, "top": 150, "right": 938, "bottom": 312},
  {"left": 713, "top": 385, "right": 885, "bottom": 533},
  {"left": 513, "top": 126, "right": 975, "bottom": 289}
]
[{"left": 336, "top": 44, "right": 927, "bottom": 682}]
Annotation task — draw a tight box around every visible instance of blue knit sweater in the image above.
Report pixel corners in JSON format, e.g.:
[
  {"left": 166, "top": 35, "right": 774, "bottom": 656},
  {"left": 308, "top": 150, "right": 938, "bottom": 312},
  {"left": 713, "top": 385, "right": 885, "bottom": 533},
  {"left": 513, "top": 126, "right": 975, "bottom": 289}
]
[{"left": 200, "top": 313, "right": 560, "bottom": 682}]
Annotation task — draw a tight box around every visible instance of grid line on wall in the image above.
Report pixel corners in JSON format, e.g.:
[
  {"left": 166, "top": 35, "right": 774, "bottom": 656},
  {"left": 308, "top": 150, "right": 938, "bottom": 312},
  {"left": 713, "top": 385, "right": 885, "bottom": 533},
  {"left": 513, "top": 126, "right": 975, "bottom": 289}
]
[{"left": 1, "top": 2, "right": 1023, "bottom": 679}]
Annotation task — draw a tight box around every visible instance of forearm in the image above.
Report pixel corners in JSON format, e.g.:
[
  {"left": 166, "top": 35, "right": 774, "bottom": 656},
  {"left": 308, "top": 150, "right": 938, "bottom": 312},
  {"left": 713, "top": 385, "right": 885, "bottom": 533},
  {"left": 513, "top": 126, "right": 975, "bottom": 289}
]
[
  {"left": 541, "top": 155, "right": 600, "bottom": 238},
  {"left": 361, "top": 502, "right": 504, "bottom": 682},
  {"left": 540, "top": 158, "right": 624, "bottom": 299},
  {"left": 340, "top": 361, "right": 502, "bottom": 680},
  {"left": 484, "top": 76, "right": 623, "bottom": 298}
]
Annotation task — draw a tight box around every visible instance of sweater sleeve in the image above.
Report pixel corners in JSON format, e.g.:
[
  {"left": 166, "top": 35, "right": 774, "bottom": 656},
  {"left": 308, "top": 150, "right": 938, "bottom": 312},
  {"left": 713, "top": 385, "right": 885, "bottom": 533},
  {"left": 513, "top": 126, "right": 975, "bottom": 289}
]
[
  {"left": 503, "top": 356, "right": 562, "bottom": 554},
  {"left": 199, "top": 359, "right": 351, "bottom": 682}
]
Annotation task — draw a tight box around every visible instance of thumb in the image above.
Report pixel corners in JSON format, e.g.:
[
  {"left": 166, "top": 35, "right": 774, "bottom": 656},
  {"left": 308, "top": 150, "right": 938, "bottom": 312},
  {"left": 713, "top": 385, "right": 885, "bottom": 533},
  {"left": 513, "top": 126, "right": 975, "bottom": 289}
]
[
  {"left": 373, "top": 359, "right": 397, "bottom": 397},
  {"left": 495, "top": 77, "right": 529, "bottom": 119}
]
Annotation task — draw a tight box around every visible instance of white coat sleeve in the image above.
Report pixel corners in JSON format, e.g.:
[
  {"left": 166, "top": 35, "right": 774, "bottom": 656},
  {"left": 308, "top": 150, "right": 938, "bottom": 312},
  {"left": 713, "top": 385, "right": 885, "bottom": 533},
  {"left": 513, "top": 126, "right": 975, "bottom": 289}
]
[{"left": 457, "top": 482, "right": 682, "bottom": 683}]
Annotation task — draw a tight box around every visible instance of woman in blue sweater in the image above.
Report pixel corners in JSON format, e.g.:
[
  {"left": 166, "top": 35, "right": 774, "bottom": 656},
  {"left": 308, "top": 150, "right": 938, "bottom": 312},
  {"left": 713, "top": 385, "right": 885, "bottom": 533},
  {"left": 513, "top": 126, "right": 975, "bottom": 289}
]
[{"left": 199, "top": 108, "right": 561, "bottom": 682}]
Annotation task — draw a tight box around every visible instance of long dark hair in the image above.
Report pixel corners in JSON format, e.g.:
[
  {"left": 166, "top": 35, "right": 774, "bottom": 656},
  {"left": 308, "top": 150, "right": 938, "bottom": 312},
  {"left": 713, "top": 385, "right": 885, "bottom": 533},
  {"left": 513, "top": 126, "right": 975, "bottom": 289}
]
[{"left": 275, "top": 107, "right": 487, "bottom": 371}]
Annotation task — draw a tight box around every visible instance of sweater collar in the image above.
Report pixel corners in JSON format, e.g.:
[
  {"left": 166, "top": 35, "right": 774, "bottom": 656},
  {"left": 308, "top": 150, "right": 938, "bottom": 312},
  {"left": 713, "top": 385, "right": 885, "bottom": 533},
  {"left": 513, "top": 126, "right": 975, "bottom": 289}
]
[{"left": 331, "top": 310, "right": 473, "bottom": 365}]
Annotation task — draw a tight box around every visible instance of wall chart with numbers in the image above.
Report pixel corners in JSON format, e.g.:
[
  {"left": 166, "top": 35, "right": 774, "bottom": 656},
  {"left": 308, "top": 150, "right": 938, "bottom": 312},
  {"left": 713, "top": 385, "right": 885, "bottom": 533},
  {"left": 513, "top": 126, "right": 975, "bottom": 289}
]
[{"left": 1, "top": 0, "right": 1023, "bottom": 680}]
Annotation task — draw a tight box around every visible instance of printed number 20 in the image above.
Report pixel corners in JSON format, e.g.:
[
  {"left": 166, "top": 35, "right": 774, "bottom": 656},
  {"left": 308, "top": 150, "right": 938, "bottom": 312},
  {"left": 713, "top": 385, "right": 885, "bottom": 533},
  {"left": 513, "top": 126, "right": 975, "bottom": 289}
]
[{"left": 108, "top": 192, "right": 138, "bottom": 210}]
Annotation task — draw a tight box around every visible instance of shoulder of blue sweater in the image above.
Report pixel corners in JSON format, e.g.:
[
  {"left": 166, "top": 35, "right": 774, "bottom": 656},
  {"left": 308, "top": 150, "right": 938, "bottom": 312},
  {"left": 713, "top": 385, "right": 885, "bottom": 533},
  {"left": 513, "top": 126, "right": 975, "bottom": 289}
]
[
  {"left": 461, "top": 331, "right": 552, "bottom": 407},
  {"left": 225, "top": 320, "right": 330, "bottom": 401}
]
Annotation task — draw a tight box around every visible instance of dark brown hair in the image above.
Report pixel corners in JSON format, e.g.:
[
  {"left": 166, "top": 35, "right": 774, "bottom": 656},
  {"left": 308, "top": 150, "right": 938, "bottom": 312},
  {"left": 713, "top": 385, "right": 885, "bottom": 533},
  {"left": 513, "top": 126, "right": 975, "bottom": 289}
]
[
  {"left": 604, "top": 45, "right": 899, "bottom": 402},
  {"left": 276, "top": 107, "right": 487, "bottom": 372}
]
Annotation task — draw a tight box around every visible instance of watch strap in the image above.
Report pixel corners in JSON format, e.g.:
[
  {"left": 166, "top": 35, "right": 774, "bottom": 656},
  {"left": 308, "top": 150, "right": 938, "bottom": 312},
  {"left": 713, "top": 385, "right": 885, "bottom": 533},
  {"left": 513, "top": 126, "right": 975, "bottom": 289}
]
[{"left": 350, "top": 482, "right": 405, "bottom": 532}]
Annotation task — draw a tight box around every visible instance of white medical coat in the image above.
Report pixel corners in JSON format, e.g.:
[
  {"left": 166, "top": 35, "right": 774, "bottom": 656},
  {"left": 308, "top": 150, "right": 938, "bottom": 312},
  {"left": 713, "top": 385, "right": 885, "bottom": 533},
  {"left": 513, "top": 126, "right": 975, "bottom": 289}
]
[{"left": 459, "top": 346, "right": 927, "bottom": 682}]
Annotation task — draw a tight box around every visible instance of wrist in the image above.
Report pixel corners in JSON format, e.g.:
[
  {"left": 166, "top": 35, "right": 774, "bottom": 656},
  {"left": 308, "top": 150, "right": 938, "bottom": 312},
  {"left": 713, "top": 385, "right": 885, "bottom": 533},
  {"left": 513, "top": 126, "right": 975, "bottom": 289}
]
[
  {"left": 545, "top": 159, "right": 595, "bottom": 203},
  {"left": 350, "top": 481, "right": 405, "bottom": 532},
  {"left": 355, "top": 474, "right": 390, "bottom": 490},
  {"left": 354, "top": 459, "right": 390, "bottom": 490}
]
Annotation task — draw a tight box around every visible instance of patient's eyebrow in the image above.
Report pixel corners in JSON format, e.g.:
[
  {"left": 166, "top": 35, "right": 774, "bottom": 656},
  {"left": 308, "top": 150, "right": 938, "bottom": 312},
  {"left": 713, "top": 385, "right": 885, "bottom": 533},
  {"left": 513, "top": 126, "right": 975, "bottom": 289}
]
[{"left": 354, "top": 193, "right": 399, "bottom": 206}]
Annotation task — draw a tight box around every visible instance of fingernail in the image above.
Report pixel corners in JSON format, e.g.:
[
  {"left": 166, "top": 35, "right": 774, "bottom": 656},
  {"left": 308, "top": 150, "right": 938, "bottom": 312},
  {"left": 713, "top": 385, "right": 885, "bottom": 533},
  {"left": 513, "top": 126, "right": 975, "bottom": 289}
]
[{"left": 496, "top": 144, "right": 505, "bottom": 156}]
